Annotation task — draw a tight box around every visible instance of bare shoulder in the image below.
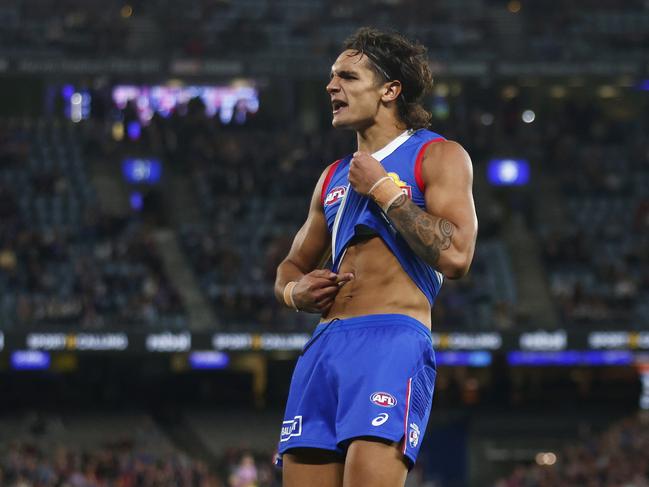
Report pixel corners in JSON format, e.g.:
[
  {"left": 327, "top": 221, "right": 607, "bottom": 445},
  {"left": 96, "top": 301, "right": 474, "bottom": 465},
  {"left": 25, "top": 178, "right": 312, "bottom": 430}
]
[
  {"left": 424, "top": 139, "right": 472, "bottom": 171},
  {"left": 421, "top": 139, "right": 473, "bottom": 185}
]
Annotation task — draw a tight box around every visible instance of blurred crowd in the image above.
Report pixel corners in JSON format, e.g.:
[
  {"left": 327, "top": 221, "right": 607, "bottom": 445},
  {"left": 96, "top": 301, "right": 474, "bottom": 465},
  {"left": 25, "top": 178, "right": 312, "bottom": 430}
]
[
  {"left": 0, "top": 439, "right": 445, "bottom": 487},
  {"left": 1, "top": 0, "right": 648, "bottom": 332},
  {"left": 6, "top": 413, "right": 648, "bottom": 487},
  {"left": 536, "top": 105, "right": 649, "bottom": 328},
  {"left": 0, "top": 120, "right": 185, "bottom": 330},
  {"left": 109, "top": 77, "right": 648, "bottom": 331},
  {"left": 495, "top": 413, "right": 649, "bottom": 487},
  {"left": 0, "top": 441, "right": 285, "bottom": 487},
  {"left": 2, "top": 73, "right": 649, "bottom": 332},
  {"left": 1, "top": 0, "right": 647, "bottom": 67},
  {"left": 1, "top": 441, "right": 220, "bottom": 487},
  {"left": 4, "top": 79, "right": 649, "bottom": 331}
]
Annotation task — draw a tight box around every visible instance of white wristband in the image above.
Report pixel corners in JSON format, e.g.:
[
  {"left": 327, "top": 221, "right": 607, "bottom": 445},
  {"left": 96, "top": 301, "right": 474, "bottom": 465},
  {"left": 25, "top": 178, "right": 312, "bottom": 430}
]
[
  {"left": 383, "top": 192, "right": 405, "bottom": 213},
  {"left": 283, "top": 281, "right": 299, "bottom": 311},
  {"left": 367, "top": 176, "right": 392, "bottom": 195},
  {"left": 368, "top": 177, "right": 403, "bottom": 213}
]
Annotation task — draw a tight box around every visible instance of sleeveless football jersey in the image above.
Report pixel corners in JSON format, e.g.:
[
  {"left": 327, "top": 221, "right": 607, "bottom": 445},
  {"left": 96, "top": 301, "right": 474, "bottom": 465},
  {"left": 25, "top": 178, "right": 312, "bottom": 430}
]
[{"left": 320, "top": 129, "right": 446, "bottom": 306}]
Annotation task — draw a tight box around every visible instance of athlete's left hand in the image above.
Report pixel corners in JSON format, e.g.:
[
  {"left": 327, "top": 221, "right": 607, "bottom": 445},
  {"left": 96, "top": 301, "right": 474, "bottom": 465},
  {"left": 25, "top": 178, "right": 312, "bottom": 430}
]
[{"left": 348, "top": 151, "right": 388, "bottom": 195}]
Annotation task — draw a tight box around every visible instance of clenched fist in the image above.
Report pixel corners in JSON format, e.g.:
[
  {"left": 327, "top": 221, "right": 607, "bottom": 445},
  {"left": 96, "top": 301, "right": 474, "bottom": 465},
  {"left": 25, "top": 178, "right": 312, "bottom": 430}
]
[{"left": 348, "top": 151, "right": 388, "bottom": 195}]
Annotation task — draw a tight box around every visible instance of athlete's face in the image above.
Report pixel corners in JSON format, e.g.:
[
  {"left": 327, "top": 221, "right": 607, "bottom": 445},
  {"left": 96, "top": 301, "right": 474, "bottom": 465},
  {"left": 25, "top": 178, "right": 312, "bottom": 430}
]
[{"left": 326, "top": 50, "right": 386, "bottom": 130}]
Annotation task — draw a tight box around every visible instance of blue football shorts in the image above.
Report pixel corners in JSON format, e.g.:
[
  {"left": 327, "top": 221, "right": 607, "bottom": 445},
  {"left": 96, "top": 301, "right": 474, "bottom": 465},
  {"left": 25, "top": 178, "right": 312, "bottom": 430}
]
[{"left": 277, "top": 313, "right": 436, "bottom": 468}]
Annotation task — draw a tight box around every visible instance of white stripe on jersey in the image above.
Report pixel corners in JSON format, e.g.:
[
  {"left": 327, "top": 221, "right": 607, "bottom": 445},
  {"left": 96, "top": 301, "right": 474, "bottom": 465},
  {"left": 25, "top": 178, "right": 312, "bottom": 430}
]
[{"left": 331, "top": 131, "right": 413, "bottom": 262}]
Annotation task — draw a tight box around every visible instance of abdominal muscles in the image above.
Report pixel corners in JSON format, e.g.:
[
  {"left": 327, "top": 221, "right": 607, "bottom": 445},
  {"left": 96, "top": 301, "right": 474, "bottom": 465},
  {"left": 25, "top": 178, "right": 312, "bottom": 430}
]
[{"left": 323, "top": 236, "right": 432, "bottom": 328}]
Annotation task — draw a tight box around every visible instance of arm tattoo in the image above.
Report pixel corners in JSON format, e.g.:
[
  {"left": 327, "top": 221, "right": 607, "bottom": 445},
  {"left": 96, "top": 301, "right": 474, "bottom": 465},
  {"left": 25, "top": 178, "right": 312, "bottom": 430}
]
[{"left": 386, "top": 195, "right": 454, "bottom": 266}]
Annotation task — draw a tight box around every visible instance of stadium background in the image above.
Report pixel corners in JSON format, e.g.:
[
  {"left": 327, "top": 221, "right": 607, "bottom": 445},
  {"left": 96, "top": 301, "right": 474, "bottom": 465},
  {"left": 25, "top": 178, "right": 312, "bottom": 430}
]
[{"left": 0, "top": 0, "right": 648, "bottom": 485}]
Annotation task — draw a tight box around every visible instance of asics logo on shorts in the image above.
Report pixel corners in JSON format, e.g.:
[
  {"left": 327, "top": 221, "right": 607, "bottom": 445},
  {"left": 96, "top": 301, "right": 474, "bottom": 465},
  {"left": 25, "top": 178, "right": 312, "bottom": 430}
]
[
  {"left": 370, "top": 392, "right": 397, "bottom": 408},
  {"left": 280, "top": 415, "right": 302, "bottom": 442},
  {"left": 371, "top": 413, "right": 389, "bottom": 426}
]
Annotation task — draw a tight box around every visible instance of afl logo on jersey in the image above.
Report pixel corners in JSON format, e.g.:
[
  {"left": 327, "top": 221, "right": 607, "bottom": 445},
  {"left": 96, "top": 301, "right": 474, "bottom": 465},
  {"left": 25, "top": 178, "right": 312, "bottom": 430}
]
[
  {"left": 324, "top": 186, "right": 346, "bottom": 206},
  {"left": 387, "top": 172, "right": 412, "bottom": 199},
  {"left": 370, "top": 392, "right": 397, "bottom": 408}
]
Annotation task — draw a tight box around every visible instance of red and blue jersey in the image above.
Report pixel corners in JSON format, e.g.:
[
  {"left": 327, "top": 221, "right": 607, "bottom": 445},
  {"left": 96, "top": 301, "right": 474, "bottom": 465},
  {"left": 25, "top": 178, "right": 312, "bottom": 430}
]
[{"left": 320, "top": 129, "right": 446, "bottom": 306}]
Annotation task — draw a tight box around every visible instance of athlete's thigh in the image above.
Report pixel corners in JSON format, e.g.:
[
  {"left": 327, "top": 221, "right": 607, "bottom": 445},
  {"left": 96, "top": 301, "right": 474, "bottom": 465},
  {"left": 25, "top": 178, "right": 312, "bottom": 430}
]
[
  {"left": 343, "top": 438, "right": 408, "bottom": 487},
  {"left": 283, "top": 448, "right": 344, "bottom": 487}
]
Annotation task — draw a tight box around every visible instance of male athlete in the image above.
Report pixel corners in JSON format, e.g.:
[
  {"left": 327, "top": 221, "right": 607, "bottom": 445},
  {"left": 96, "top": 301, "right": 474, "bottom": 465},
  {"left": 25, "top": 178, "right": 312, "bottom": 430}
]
[{"left": 274, "top": 27, "right": 478, "bottom": 487}]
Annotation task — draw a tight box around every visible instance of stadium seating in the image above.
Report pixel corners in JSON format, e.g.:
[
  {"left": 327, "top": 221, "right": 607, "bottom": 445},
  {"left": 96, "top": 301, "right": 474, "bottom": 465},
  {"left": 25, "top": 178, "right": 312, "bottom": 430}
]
[
  {"left": 494, "top": 413, "right": 649, "bottom": 487},
  {"left": 1, "top": 0, "right": 648, "bottom": 65},
  {"left": 0, "top": 413, "right": 220, "bottom": 487},
  {"left": 0, "top": 119, "right": 186, "bottom": 330},
  {"left": 540, "top": 139, "right": 649, "bottom": 327}
]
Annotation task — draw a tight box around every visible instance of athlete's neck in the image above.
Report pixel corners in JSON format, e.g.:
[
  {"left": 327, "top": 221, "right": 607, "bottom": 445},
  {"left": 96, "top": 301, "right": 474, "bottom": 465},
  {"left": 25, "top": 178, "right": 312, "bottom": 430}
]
[{"left": 356, "top": 120, "right": 408, "bottom": 154}]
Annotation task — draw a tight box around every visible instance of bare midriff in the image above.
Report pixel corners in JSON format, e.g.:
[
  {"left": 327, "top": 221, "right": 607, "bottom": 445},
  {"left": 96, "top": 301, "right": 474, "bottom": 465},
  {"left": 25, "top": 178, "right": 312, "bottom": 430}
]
[{"left": 321, "top": 235, "right": 432, "bottom": 329}]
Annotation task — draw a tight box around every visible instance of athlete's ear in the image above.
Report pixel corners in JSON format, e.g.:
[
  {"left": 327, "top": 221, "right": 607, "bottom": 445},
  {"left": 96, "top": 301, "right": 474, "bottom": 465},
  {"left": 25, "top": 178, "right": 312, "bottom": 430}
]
[{"left": 381, "top": 80, "right": 402, "bottom": 103}]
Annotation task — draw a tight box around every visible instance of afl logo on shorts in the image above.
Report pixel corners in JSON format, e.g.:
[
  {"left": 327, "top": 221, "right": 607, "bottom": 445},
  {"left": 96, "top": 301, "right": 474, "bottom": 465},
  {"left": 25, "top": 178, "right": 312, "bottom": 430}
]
[
  {"left": 324, "top": 186, "right": 346, "bottom": 206},
  {"left": 370, "top": 392, "right": 397, "bottom": 408}
]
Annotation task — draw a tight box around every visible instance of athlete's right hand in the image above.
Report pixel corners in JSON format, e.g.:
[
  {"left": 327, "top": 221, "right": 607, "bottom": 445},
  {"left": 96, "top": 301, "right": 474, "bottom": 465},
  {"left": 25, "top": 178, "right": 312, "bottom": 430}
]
[{"left": 292, "top": 269, "right": 354, "bottom": 313}]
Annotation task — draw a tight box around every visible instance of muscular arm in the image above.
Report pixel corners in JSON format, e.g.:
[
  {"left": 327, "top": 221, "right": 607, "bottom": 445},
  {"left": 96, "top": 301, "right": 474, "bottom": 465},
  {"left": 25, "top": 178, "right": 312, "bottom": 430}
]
[
  {"left": 274, "top": 168, "right": 331, "bottom": 301},
  {"left": 385, "top": 140, "right": 477, "bottom": 279},
  {"left": 274, "top": 164, "right": 353, "bottom": 313}
]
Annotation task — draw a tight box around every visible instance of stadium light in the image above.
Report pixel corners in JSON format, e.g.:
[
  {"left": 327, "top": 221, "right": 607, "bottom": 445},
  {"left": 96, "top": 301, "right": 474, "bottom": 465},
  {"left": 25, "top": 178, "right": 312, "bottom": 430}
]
[
  {"left": 480, "top": 113, "right": 494, "bottom": 126},
  {"left": 487, "top": 159, "right": 530, "bottom": 186},
  {"left": 522, "top": 110, "right": 535, "bottom": 123}
]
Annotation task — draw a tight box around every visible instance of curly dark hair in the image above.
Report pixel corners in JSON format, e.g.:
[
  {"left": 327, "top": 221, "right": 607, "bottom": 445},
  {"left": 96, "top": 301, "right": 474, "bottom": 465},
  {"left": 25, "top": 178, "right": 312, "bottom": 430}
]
[{"left": 343, "top": 27, "right": 434, "bottom": 130}]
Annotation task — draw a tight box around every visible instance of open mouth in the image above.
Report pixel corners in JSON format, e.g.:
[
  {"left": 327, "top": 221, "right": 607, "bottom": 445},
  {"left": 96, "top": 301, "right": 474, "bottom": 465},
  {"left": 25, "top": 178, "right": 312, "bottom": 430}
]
[{"left": 332, "top": 100, "right": 348, "bottom": 114}]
